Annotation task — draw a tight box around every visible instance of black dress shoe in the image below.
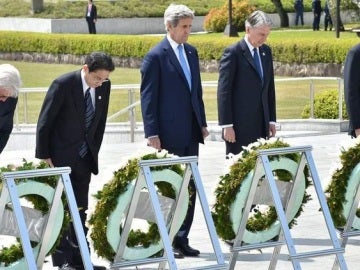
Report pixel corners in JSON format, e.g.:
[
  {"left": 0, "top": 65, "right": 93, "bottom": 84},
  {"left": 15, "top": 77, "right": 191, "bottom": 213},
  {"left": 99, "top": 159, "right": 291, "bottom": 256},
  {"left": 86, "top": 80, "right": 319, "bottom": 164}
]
[
  {"left": 72, "top": 264, "right": 107, "bottom": 270},
  {"left": 172, "top": 247, "right": 184, "bottom": 259},
  {"left": 174, "top": 243, "right": 200, "bottom": 257},
  {"left": 58, "top": 263, "right": 77, "bottom": 270}
]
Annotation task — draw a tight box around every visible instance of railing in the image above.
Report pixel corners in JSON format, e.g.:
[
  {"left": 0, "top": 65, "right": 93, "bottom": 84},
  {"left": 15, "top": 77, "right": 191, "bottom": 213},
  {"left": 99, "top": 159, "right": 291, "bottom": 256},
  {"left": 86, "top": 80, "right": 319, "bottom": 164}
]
[{"left": 15, "top": 78, "right": 344, "bottom": 142}]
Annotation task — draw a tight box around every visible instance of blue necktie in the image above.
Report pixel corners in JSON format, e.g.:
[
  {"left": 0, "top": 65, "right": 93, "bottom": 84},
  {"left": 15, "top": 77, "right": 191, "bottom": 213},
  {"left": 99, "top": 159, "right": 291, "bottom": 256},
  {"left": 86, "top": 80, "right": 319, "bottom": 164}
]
[
  {"left": 253, "top": 48, "right": 263, "bottom": 80},
  {"left": 79, "top": 88, "right": 95, "bottom": 158},
  {"left": 178, "top": 44, "right": 192, "bottom": 90}
]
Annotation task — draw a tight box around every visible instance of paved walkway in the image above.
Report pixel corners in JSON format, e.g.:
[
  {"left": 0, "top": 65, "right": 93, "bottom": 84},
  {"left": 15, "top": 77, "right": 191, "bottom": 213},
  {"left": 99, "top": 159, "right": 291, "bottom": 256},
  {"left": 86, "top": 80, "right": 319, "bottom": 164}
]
[{"left": 1, "top": 131, "right": 360, "bottom": 269}]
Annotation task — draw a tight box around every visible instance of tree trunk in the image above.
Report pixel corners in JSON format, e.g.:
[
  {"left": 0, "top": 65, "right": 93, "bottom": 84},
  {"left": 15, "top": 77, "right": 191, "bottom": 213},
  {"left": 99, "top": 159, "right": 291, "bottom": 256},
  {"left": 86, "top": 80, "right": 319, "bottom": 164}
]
[
  {"left": 328, "top": 0, "right": 345, "bottom": 32},
  {"left": 270, "top": 0, "right": 289, "bottom": 27}
]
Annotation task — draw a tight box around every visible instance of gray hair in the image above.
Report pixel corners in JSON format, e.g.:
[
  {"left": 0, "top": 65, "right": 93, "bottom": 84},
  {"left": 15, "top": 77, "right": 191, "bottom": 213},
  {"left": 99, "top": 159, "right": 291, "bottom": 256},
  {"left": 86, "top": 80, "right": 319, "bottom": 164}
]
[
  {"left": 0, "top": 64, "right": 22, "bottom": 98},
  {"left": 164, "top": 4, "right": 194, "bottom": 32},
  {"left": 245, "top": 10, "right": 272, "bottom": 29}
]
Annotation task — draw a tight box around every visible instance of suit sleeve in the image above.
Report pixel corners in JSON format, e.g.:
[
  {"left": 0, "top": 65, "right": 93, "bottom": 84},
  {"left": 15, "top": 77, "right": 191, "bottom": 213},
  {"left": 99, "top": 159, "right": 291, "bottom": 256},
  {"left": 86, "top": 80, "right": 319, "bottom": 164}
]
[
  {"left": 267, "top": 47, "right": 277, "bottom": 123},
  {"left": 140, "top": 52, "right": 161, "bottom": 138},
  {"left": 0, "top": 98, "right": 17, "bottom": 153},
  {"left": 344, "top": 46, "right": 360, "bottom": 136},
  {"left": 35, "top": 80, "right": 65, "bottom": 159},
  {"left": 217, "top": 47, "right": 237, "bottom": 126}
]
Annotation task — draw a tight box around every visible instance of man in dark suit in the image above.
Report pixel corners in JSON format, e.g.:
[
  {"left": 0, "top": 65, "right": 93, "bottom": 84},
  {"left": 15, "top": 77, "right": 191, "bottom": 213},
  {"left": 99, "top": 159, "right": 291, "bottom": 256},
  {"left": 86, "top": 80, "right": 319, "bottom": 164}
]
[
  {"left": 344, "top": 42, "right": 360, "bottom": 138},
  {"left": 0, "top": 64, "right": 22, "bottom": 154},
  {"left": 140, "top": 3, "right": 209, "bottom": 258},
  {"left": 85, "top": 0, "right": 97, "bottom": 34},
  {"left": 36, "top": 52, "right": 114, "bottom": 270},
  {"left": 217, "top": 10, "right": 276, "bottom": 156}
]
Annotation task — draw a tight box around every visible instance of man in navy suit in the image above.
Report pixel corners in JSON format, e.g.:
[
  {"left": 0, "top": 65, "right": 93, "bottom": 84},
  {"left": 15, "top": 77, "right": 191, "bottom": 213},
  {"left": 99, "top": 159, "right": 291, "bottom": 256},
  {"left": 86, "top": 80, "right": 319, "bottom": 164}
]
[
  {"left": 85, "top": 0, "right": 97, "bottom": 34},
  {"left": 36, "top": 52, "right": 114, "bottom": 270},
  {"left": 0, "top": 64, "right": 21, "bottom": 154},
  {"left": 140, "top": 3, "right": 209, "bottom": 258},
  {"left": 217, "top": 10, "right": 277, "bottom": 156},
  {"left": 344, "top": 42, "right": 360, "bottom": 138}
]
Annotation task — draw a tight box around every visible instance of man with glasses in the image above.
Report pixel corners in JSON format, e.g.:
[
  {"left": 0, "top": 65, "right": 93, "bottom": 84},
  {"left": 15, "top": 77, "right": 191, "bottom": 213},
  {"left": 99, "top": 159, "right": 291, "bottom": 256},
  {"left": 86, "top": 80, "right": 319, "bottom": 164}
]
[
  {"left": 0, "top": 64, "right": 22, "bottom": 154},
  {"left": 36, "top": 51, "right": 115, "bottom": 270}
]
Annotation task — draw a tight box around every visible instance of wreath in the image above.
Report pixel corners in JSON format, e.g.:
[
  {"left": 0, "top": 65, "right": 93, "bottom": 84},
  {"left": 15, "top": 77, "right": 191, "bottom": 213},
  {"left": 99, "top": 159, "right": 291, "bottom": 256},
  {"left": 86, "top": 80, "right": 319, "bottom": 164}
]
[
  {"left": 212, "top": 138, "right": 311, "bottom": 243},
  {"left": 326, "top": 137, "right": 360, "bottom": 228},
  {"left": 0, "top": 159, "right": 70, "bottom": 267},
  {"left": 89, "top": 151, "right": 187, "bottom": 261}
]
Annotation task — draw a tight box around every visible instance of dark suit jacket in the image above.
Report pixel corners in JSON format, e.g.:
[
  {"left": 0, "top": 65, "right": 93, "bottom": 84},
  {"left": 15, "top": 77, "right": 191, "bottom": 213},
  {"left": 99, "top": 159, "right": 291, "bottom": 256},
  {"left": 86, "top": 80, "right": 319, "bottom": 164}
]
[
  {"left": 35, "top": 70, "right": 110, "bottom": 174},
  {"left": 0, "top": 97, "right": 18, "bottom": 153},
  {"left": 140, "top": 37, "right": 207, "bottom": 149},
  {"left": 344, "top": 43, "right": 360, "bottom": 137},
  {"left": 85, "top": 3, "right": 97, "bottom": 20},
  {"left": 217, "top": 38, "right": 276, "bottom": 151}
]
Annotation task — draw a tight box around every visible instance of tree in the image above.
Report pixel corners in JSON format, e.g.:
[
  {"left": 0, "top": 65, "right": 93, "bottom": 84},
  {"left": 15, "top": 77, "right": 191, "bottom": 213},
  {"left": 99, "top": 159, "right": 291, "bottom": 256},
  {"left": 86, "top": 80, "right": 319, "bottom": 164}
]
[{"left": 271, "top": 0, "right": 289, "bottom": 27}]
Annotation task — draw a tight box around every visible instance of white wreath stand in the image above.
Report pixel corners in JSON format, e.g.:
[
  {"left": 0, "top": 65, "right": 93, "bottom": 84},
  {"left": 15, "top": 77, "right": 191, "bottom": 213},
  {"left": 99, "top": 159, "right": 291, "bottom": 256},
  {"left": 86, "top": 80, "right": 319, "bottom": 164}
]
[
  {"left": 332, "top": 162, "right": 360, "bottom": 270},
  {"left": 228, "top": 145, "right": 348, "bottom": 270},
  {"left": 110, "top": 156, "right": 227, "bottom": 270},
  {"left": 0, "top": 167, "right": 94, "bottom": 270}
]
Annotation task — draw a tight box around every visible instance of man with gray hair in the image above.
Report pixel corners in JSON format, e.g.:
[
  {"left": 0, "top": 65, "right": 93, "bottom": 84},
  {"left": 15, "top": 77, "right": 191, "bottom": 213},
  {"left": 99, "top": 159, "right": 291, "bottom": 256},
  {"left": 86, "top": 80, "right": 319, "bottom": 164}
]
[
  {"left": 0, "top": 63, "right": 22, "bottom": 153},
  {"left": 140, "top": 3, "right": 209, "bottom": 258},
  {"left": 217, "top": 10, "right": 277, "bottom": 156}
]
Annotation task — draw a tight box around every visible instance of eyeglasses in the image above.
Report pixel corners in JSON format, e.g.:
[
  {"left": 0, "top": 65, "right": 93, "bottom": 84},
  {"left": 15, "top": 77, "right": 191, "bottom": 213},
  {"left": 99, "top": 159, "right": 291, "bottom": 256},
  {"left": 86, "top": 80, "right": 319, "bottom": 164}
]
[{"left": 89, "top": 72, "right": 109, "bottom": 84}]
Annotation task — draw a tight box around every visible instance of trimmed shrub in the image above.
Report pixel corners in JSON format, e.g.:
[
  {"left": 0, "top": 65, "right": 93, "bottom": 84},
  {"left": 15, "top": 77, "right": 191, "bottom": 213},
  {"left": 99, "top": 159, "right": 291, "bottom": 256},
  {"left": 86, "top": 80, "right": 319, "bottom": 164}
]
[
  {"left": 203, "top": 1, "right": 256, "bottom": 33},
  {"left": 301, "top": 89, "right": 348, "bottom": 119}
]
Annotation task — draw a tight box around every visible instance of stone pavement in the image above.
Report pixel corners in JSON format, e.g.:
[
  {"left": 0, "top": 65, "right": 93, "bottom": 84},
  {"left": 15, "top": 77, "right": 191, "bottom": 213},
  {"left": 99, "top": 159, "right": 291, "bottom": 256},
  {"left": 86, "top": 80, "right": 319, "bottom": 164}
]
[{"left": 1, "top": 131, "right": 360, "bottom": 269}]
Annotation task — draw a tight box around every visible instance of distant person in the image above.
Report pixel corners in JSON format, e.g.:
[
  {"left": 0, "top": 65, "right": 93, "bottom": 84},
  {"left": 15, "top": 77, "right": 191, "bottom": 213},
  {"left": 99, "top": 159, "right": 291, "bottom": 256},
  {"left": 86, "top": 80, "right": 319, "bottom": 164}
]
[
  {"left": 140, "top": 3, "right": 209, "bottom": 259},
  {"left": 324, "top": 1, "right": 333, "bottom": 31},
  {"left": 85, "top": 0, "right": 97, "bottom": 34},
  {"left": 312, "top": 0, "right": 322, "bottom": 31},
  {"left": 294, "top": 0, "right": 304, "bottom": 26},
  {"left": 36, "top": 52, "right": 115, "bottom": 270},
  {"left": 217, "top": 10, "right": 277, "bottom": 156},
  {"left": 0, "top": 64, "right": 21, "bottom": 154},
  {"left": 344, "top": 43, "right": 360, "bottom": 138}
]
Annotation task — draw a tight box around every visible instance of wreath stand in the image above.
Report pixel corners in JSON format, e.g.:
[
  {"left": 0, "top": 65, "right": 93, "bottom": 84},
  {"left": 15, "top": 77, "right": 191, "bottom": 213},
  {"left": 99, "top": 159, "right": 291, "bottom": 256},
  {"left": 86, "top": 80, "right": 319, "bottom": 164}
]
[
  {"left": 332, "top": 163, "right": 360, "bottom": 270},
  {"left": 228, "top": 145, "right": 348, "bottom": 270},
  {"left": 0, "top": 167, "right": 94, "bottom": 270},
  {"left": 110, "top": 156, "right": 227, "bottom": 270}
]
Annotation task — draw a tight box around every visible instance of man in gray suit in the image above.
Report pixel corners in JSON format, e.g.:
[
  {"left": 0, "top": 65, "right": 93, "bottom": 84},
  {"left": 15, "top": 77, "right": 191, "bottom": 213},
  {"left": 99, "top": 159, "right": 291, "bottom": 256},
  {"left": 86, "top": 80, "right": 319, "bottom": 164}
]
[{"left": 217, "top": 10, "right": 277, "bottom": 156}]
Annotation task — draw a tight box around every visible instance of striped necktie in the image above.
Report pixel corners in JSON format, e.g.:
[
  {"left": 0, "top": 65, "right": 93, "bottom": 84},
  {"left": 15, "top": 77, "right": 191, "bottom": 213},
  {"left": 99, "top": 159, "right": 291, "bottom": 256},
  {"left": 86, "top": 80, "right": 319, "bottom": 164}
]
[
  {"left": 178, "top": 44, "right": 192, "bottom": 90},
  {"left": 79, "top": 88, "right": 95, "bottom": 158}
]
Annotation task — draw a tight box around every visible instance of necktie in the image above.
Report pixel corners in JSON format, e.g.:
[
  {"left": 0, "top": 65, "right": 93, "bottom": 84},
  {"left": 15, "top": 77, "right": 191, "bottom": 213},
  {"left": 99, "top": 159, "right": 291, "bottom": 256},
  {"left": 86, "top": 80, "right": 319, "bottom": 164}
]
[
  {"left": 178, "top": 44, "right": 192, "bottom": 90},
  {"left": 253, "top": 48, "right": 263, "bottom": 80},
  {"left": 79, "top": 88, "right": 95, "bottom": 158}
]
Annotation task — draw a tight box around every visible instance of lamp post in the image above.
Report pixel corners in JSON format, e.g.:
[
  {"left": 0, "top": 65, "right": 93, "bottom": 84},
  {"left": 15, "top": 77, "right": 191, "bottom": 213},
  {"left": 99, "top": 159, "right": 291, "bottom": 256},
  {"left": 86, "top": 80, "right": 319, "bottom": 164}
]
[{"left": 224, "top": 0, "right": 238, "bottom": 37}]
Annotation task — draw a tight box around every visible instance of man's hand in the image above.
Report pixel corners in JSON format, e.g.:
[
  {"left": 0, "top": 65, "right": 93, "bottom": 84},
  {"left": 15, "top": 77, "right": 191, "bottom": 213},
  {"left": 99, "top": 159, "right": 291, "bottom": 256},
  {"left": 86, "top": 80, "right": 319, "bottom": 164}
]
[
  {"left": 223, "top": 127, "right": 236, "bottom": 143},
  {"left": 202, "top": 127, "right": 209, "bottom": 139},
  {"left": 147, "top": 137, "right": 162, "bottom": 151}
]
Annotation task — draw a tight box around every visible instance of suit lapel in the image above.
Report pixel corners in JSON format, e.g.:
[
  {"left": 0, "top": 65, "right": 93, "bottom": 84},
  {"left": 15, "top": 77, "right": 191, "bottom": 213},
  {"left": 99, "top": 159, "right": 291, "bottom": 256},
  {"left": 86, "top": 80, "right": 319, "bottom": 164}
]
[{"left": 164, "top": 38, "right": 192, "bottom": 91}]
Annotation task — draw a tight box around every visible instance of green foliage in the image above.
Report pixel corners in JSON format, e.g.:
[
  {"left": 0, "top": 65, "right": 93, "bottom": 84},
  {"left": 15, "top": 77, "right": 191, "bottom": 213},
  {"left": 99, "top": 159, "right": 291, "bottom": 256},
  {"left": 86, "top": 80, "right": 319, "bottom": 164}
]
[
  {"left": 212, "top": 138, "right": 311, "bottom": 241},
  {"left": 326, "top": 141, "right": 360, "bottom": 227},
  {"left": 89, "top": 152, "right": 184, "bottom": 260},
  {"left": 0, "top": 159, "right": 70, "bottom": 266},
  {"left": 203, "top": 0, "right": 256, "bottom": 32},
  {"left": 301, "top": 89, "right": 348, "bottom": 119}
]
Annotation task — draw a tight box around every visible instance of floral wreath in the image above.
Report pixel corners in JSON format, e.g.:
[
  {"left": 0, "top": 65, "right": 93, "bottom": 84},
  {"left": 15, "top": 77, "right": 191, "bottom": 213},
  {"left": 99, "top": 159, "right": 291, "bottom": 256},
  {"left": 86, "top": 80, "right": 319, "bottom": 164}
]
[
  {"left": 89, "top": 151, "right": 186, "bottom": 261},
  {"left": 0, "top": 159, "right": 70, "bottom": 267},
  {"left": 212, "top": 138, "right": 311, "bottom": 243},
  {"left": 326, "top": 137, "right": 360, "bottom": 228}
]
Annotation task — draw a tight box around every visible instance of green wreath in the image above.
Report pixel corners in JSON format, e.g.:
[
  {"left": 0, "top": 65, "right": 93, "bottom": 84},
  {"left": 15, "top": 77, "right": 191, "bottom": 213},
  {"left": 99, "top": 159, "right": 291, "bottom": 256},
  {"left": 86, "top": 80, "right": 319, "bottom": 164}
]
[
  {"left": 212, "top": 138, "right": 311, "bottom": 243},
  {"left": 89, "top": 151, "right": 186, "bottom": 261},
  {"left": 326, "top": 138, "right": 360, "bottom": 228},
  {"left": 0, "top": 159, "right": 70, "bottom": 267}
]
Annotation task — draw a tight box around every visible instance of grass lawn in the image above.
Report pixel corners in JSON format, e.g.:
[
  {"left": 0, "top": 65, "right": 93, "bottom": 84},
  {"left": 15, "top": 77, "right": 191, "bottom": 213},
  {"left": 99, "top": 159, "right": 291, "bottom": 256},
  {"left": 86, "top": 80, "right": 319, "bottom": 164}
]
[{"left": 0, "top": 60, "right": 341, "bottom": 124}]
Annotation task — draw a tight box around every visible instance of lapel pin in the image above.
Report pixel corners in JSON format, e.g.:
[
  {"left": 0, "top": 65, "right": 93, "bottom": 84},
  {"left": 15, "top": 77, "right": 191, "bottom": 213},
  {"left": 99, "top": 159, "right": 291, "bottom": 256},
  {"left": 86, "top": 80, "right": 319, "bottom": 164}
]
[
  {"left": 98, "top": 96, "right": 102, "bottom": 100},
  {"left": 262, "top": 52, "right": 265, "bottom": 56}
]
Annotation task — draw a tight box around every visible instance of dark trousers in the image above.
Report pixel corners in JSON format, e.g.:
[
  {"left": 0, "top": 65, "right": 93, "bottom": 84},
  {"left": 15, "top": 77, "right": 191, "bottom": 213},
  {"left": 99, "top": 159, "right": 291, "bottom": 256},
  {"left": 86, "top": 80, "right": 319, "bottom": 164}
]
[
  {"left": 295, "top": 10, "right": 304, "bottom": 25},
  {"left": 86, "top": 17, "right": 96, "bottom": 34},
  {"left": 52, "top": 154, "right": 92, "bottom": 267},
  {"left": 165, "top": 118, "right": 201, "bottom": 245},
  {"left": 313, "top": 13, "right": 321, "bottom": 30}
]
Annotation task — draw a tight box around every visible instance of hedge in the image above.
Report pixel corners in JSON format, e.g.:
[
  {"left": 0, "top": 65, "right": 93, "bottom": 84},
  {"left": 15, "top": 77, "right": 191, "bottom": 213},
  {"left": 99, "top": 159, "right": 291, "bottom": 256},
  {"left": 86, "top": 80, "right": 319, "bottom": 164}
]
[{"left": 0, "top": 31, "right": 359, "bottom": 64}]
